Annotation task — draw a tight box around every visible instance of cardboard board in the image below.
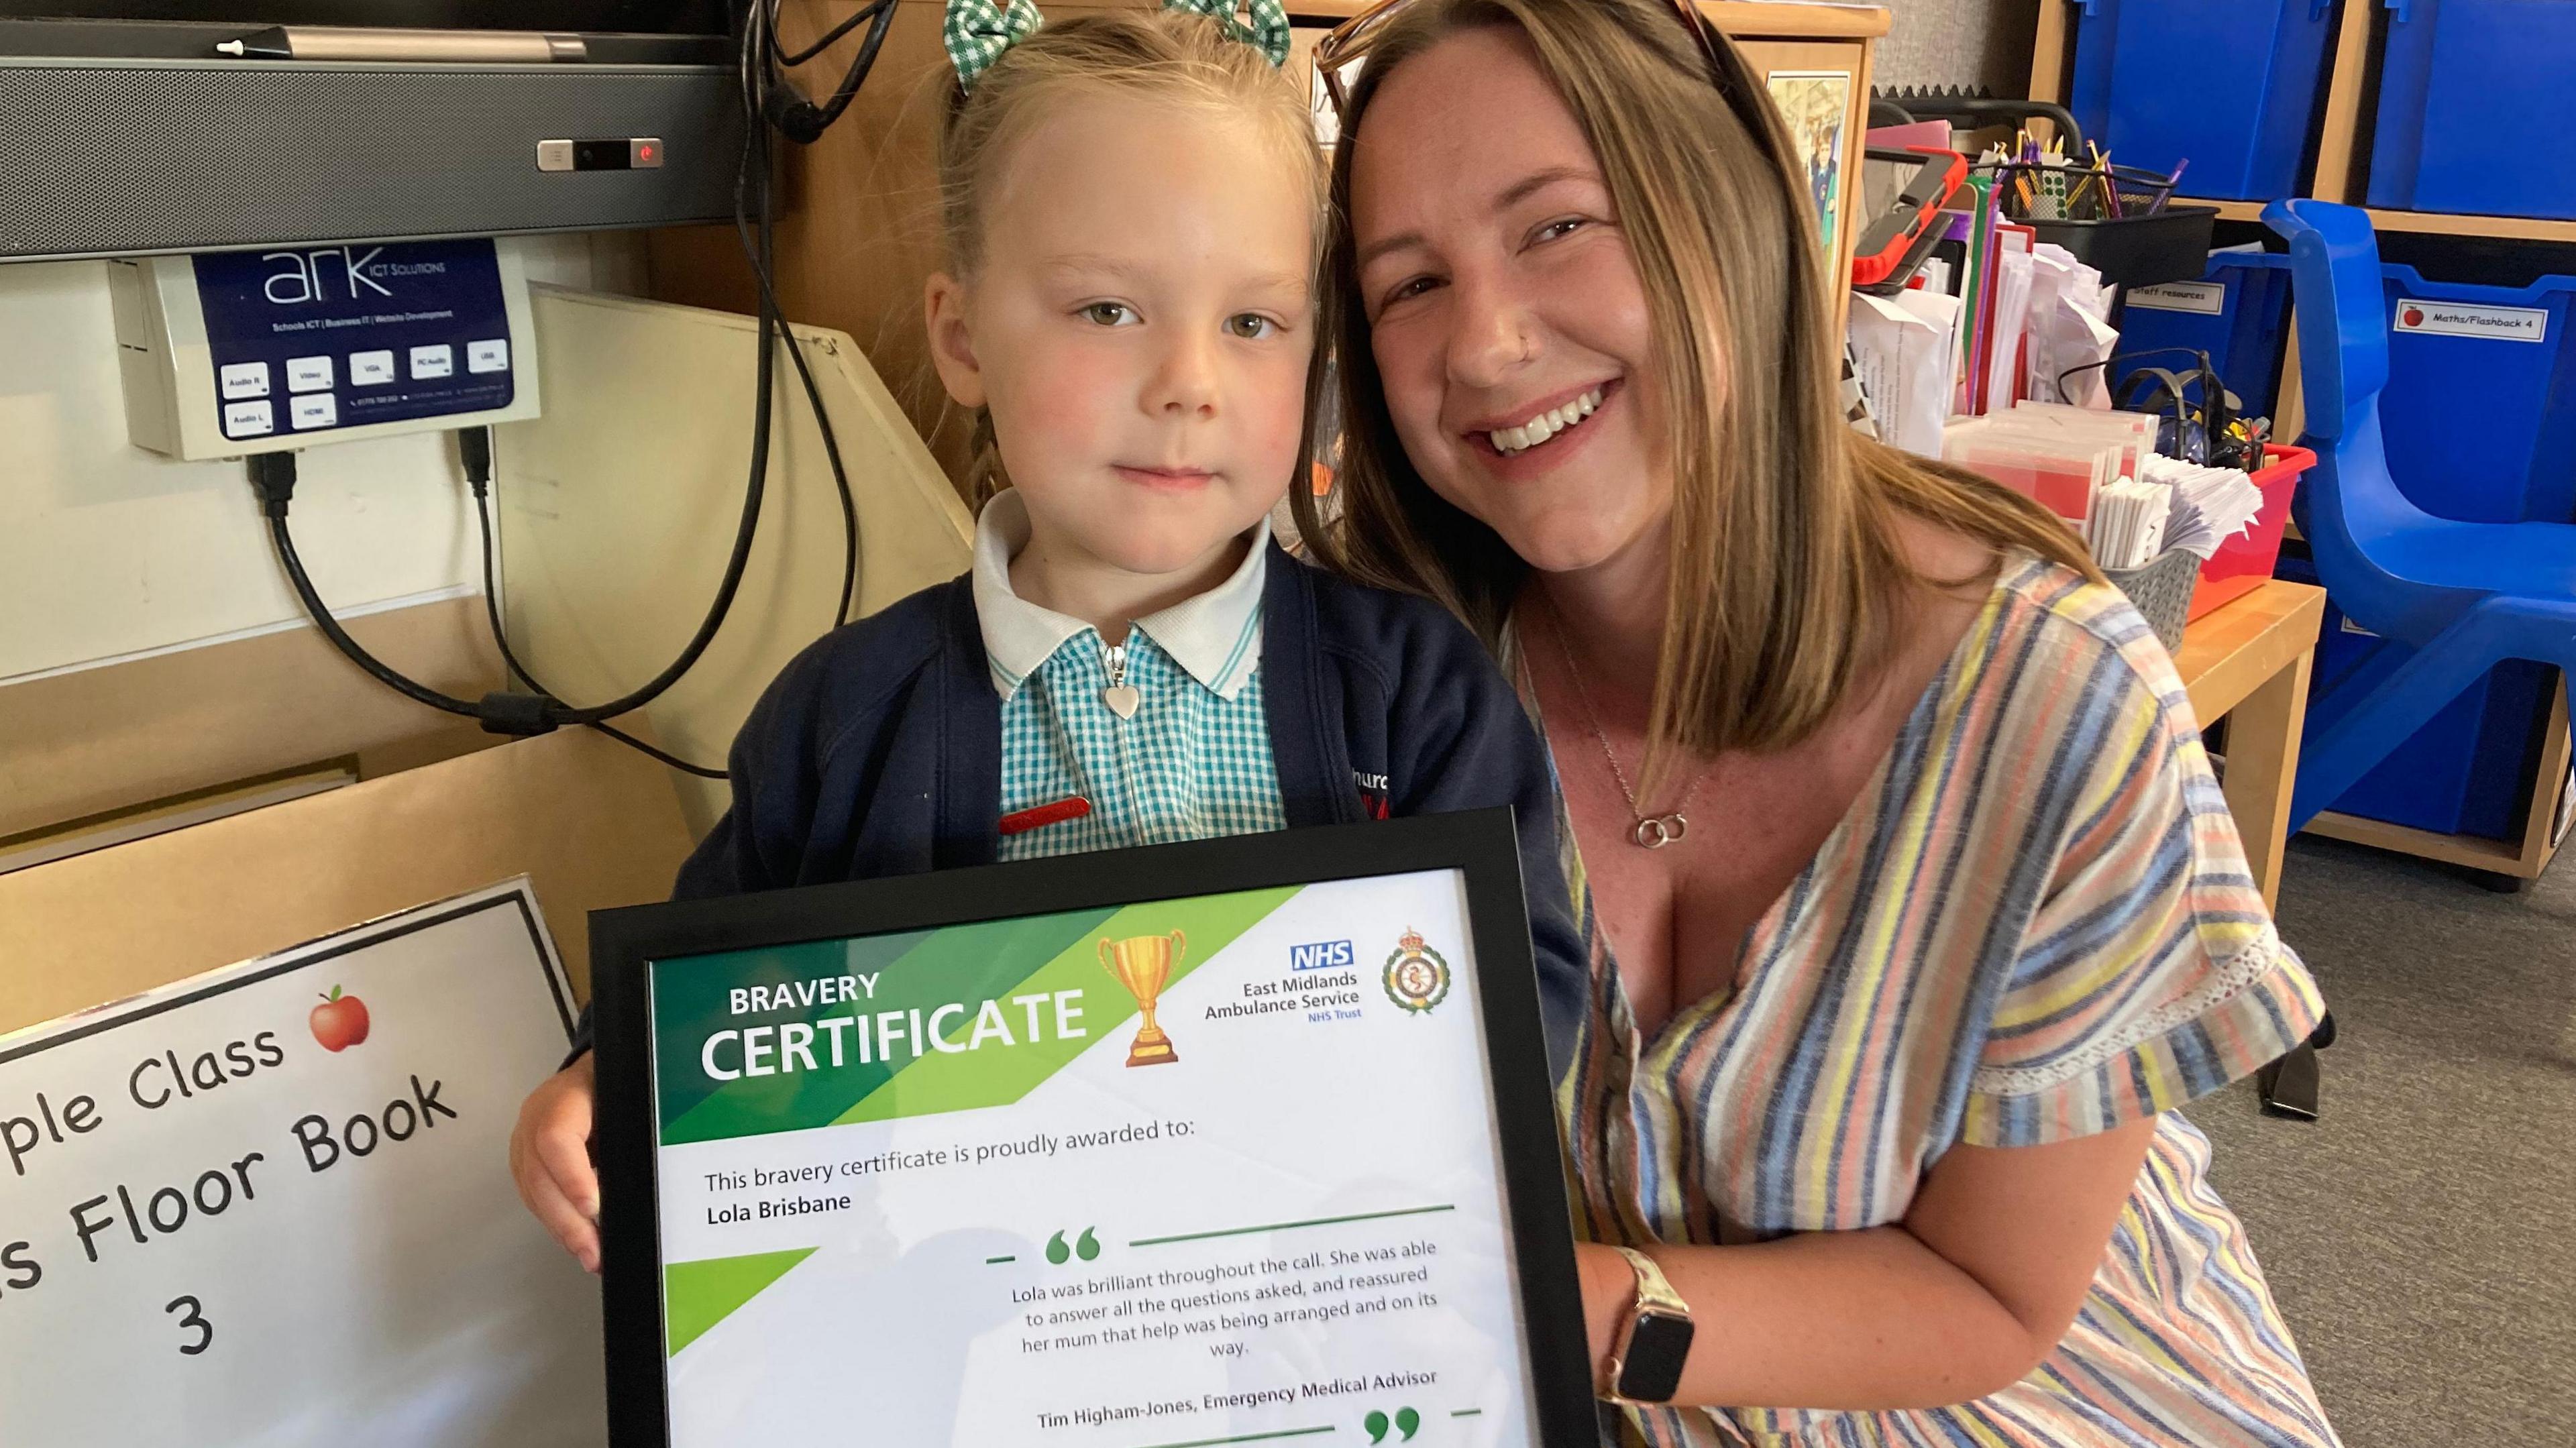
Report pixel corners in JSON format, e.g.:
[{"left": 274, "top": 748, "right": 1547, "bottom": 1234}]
[
  {"left": 0, "top": 593, "right": 502, "bottom": 841},
  {"left": 0, "top": 727, "right": 693, "bottom": 1036}
]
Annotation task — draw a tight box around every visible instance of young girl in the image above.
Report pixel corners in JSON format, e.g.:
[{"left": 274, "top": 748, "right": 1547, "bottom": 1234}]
[{"left": 511, "top": 0, "right": 1585, "bottom": 1270}]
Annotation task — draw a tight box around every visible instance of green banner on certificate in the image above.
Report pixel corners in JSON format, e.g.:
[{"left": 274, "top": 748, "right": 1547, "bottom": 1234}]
[
  {"left": 641, "top": 865, "right": 1547, "bottom": 1445},
  {"left": 655, "top": 886, "right": 1297, "bottom": 1145}
]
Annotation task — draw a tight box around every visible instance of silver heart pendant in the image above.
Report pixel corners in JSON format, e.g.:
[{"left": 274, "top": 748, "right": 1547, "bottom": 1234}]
[{"left": 1102, "top": 685, "right": 1140, "bottom": 718}]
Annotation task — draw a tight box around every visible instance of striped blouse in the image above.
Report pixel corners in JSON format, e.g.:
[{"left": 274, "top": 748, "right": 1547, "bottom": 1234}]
[{"left": 1539, "top": 555, "right": 2339, "bottom": 1447}]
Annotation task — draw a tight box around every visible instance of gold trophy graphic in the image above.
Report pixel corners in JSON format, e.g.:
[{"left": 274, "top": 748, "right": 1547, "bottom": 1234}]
[{"left": 1099, "top": 928, "right": 1185, "bottom": 1067}]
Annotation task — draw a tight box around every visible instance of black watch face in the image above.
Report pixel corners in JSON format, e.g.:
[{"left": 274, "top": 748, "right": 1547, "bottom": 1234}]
[{"left": 1615, "top": 1311, "right": 1695, "bottom": 1402}]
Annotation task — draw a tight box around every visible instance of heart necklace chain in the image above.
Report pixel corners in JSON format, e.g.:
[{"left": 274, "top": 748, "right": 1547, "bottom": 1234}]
[
  {"left": 1100, "top": 638, "right": 1141, "bottom": 719},
  {"left": 1540, "top": 600, "right": 1705, "bottom": 849}
]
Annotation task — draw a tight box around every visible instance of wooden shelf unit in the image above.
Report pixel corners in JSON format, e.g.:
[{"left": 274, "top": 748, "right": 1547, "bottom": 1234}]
[
  {"left": 2026, "top": 0, "right": 2573, "bottom": 881},
  {"left": 2033, "top": 0, "right": 2576, "bottom": 243}
]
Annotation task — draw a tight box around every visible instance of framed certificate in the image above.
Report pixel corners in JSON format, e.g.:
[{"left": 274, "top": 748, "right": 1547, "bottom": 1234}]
[{"left": 591, "top": 809, "right": 1595, "bottom": 1447}]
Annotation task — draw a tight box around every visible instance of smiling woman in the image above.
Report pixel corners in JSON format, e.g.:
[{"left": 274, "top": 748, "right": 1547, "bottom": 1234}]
[{"left": 1298, "top": 0, "right": 2341, "bottom": 1444}]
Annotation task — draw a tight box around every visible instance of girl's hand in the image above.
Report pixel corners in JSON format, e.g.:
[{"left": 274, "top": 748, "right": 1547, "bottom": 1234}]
[{"left": 511, "top": 1054, "right": 601, "bottom": 1272}]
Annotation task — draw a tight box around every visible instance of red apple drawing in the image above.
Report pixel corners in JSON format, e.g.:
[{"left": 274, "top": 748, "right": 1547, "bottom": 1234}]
[
  {"left": 311, "top": 986, "right": 371, "bottom": 1052},
  {"left": 2402, "top": 307, "right": 2426, "bottom": 328}
]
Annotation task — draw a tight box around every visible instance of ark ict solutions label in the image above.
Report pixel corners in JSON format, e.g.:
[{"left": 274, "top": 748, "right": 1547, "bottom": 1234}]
[
  {"left": 193, "top": 238, "right": 517, "bottom": 441},
  {"left": 647, "top": 869, "right": 1543, "bottom": 1447}
]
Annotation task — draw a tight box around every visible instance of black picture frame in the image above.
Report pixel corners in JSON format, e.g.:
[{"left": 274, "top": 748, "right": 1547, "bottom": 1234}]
[{"left": 590, "top": 807, "right": 1597, "bottom": 1447}]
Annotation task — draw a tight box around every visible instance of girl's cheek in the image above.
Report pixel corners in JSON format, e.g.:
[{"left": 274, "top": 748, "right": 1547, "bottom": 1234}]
[
  {"left": 1003, "top": 335, "right": 1125, "bottom": 448},
  {"left": 1249, "top": 353, "right": 1312, "bottom": 459}
]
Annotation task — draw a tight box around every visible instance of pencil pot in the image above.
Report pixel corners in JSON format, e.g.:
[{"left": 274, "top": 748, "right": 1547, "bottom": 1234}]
[
  {"left": 2115, "top": 252, "right": 2296, "bottom": 421},
  {"left": 2376, "top": 265, "right": 2576, "bottom": 524},
  {"left": 2068, "top": 0, "right": 2338, "bottom": 201},
  {"left": 2367, "top": 0, "right": 2576, "bottom": 219}
]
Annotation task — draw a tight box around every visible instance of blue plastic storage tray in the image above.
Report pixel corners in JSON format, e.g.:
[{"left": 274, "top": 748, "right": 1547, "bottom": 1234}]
[
  {"left": 2069, "top": 0, "right": 2336, "bottom": 202},
  {"left": 2116, "top": 251, "right": 2296, "bottom": 419},
  {"left": 2278, "top": 554, "right": 2553, "bottom": 838},
  {"left": 2377, "top": 265, "right": 2576, "bottom": 524},
  {"left": 2368, "top": 0, "right": 2576, "bottom": 220}
]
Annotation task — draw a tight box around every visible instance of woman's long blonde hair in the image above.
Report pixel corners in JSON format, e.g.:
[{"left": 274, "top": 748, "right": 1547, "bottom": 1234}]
[
  {"left": 934, "top": 8, "right": 1327, "bottom": 504},
  {"left": 1297, "top": 0, "right": 2098, "bottom": 767}
]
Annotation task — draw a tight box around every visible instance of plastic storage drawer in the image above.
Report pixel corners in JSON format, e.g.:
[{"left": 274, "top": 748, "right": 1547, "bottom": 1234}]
[
  {"left": 2367, "top": 0, "right": 2576, "bottom": 220},
  {"left": 2068, "top": 0, "right": 2337, "bottom": 202},
  {"left": 2115, "top": 251, "right": 2296, "bottom": 419},
  {"left": 2277, "top": 553, "right": 2555, "bottom": 838},
  {"left": 2377, "top": 266, "right": 2576, "bottom": 525}
]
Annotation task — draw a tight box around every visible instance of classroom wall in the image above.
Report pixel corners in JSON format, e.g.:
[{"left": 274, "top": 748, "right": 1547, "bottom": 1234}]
[
  {"left": 1876, "top": 0, "right": 2037, "bottom": 97},
  {"left": 0, "top": 233, "right": 646, "bottom": 685}
]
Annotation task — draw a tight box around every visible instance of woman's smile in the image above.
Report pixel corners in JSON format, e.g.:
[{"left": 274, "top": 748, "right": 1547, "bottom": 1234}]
[{"left": 1462, "top": 378, "right": 1623, "bottom": 459}]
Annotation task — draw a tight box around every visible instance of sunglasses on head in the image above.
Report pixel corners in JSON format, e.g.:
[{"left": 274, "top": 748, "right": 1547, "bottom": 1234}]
[{"left": 1314, "top": 0, "right": 1773, "bottom": 140}]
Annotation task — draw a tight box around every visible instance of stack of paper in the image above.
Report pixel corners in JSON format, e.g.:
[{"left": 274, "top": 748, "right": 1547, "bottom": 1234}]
[
  {"left": 2139, "top": 453, "right": 2266, "bottom": 560},
  {"left": 2090, "top": 478, "right": 2173, "bottom": 569},
  {"left": 1849, "top": 289, "right": 1964, "bottom": 459}
]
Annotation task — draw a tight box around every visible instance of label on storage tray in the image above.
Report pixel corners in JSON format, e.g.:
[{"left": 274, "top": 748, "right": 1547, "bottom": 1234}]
[
  {"left": 2127, "top": 280, "right": 2226, "bottom": 315},
  {"left": 2394, "top": 299, "right": 2548, "bottom": 343}
]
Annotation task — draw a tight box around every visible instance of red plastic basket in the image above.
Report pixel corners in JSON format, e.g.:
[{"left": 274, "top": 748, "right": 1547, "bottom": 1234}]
[{"left": 2186, "top": 443, "right": 2314, "bottom": 620}]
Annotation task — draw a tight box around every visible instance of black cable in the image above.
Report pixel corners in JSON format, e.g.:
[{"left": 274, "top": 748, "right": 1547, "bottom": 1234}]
[
  {"left": 732, "top": 98, "right": 861, "bottom": 627},
  {"left": 757, "top": 0, "right": 897, "bottom": 144},
  {"left": 738, "top": 0, "right": 865, "bottom": 624},
  {"left": 769, "top": 0, "right": 872, "bottom": 64},
  {"left": 462, "top": 437, "right": 729, "bottom": 779},
  {"left": 252, "top": 453, "right": 482, "bottom": 720}
]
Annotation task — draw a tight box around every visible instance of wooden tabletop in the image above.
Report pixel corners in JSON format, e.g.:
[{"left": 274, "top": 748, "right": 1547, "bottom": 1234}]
[{"left": 2172, "top": 579, "right": 2326, "bottom": 724}]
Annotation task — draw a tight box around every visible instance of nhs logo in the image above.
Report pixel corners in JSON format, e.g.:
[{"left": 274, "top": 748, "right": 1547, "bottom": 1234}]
[{"left": 1289, "top": 940, "right": 1355, "bottom": 971}]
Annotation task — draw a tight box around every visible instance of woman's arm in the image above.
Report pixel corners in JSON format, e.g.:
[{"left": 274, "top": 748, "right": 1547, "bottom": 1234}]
[{"left": 1576, "top": 1116, "right": 2156, "bottom": 1412}]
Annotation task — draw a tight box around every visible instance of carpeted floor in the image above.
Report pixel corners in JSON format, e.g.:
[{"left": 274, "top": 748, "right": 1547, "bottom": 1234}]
[{"left": 2190, "top": 834, "right": 2576, "bottom": 1445}]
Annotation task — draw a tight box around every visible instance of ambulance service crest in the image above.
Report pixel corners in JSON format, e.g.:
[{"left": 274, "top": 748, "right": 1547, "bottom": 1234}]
[{"left": 1382, "top": 926, "right": 1452, "bottom": 1015}]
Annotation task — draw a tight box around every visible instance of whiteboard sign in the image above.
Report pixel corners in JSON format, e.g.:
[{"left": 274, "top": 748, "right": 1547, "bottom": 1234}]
[{"left": 0, "top": 880, "right": 606, "bottom": 1447}]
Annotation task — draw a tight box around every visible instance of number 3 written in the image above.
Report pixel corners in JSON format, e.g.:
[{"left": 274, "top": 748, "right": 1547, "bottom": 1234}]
[{"left": 165, "top": 1294, "right": 212, "bottom": 1355}]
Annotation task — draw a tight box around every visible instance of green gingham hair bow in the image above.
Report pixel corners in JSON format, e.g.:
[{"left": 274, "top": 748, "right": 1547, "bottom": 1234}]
[
  {"left": 943, "top": 0, "right": 1291, "bottom": 89},
  {"left": 945, "top": 0, "right": 1041, "bottom": 91},
  {"left": 1163, "top": 0, "right": 1291, "bottom": 68}
]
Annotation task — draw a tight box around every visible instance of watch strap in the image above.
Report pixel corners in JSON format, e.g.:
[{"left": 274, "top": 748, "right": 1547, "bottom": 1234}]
[
  {"left": 1613, "top": 1246, "right": 1688, "bottom": 1315},
  {"left": 1603, "top": 1246, "right": 1695, "bottom": 1405}
]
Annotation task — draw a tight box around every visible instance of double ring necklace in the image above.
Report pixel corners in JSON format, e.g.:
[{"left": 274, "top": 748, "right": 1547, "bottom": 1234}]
[{"left": 1540, "top": 600, "right": 1706, "bottom": 850}]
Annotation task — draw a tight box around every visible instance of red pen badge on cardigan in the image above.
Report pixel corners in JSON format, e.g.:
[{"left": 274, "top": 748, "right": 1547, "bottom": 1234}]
[{"left": 1000, "top": 795, "right": 1093, "bottom": 836}]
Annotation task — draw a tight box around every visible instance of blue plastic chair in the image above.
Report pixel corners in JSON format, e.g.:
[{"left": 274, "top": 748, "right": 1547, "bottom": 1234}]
[{"left": 2264, "top": 199, "right": 2576, "bottom": 834}]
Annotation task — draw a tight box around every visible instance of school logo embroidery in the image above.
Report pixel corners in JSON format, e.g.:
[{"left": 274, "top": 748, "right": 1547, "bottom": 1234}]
[
  {"left": 1352, "top": 771, "right": 1391, "bottom": 820},
  {"left": 1382, "top": 927, "right": 1451, "bottom": 1015}
]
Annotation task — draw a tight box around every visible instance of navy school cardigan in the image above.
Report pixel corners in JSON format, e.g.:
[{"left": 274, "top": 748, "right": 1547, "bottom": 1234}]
[{"left": 574, "top": 543, "right": 1585, "bottom": 1082}]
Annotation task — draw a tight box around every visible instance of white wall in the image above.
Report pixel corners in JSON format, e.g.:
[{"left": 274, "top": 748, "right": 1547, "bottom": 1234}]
[{"left": 0, "top": 234, "right": 645, "bottom": 684}]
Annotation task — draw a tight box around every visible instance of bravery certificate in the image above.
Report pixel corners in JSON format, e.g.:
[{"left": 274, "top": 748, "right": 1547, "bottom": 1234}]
[{"left": 591, "top": 810, "right": 1593, "bottom": 1447}]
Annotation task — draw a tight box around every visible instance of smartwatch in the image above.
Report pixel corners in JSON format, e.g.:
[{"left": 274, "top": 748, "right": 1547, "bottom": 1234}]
[{"left": 1604, "top": 1246, "right": 1695, "bottom": 1404}]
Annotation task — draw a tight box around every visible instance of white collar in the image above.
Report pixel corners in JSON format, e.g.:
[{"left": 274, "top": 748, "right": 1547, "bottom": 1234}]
[{"left": 969, "top": 489, "right": 1269, "bottom": 701}]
